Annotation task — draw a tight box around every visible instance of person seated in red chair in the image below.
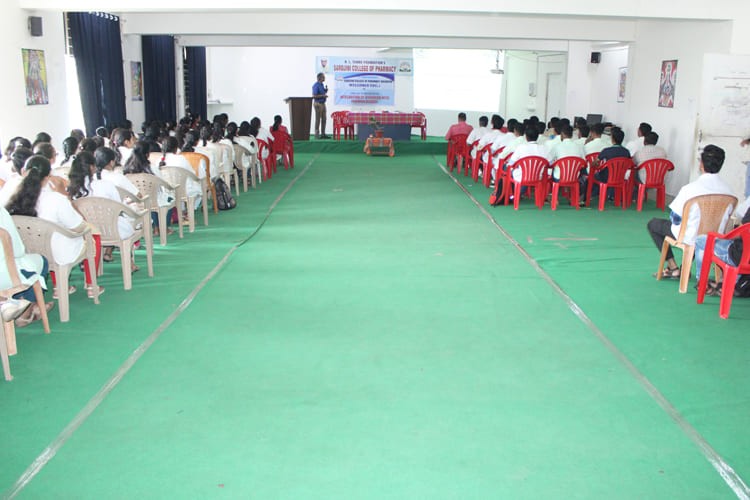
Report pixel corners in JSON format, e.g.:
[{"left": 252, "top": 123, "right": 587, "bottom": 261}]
[
  {"left": 583, "top": 123, "right": 609, "bottom": 157},
  {"left": 466, "top": 115, "right": 489, "bottom": 160},
  {"left": 632, "top": 131, "right": 668, "bottom": 183},
  {"left": 444, "top": 112, "right": 473, "bottom": 141},
  {"left": 647, "top": 145, "right": 735, "bottom": 280},
  {"left": 593, "top": 126, "right": 630, "bottom": 185},
  {"left": 694, "top": 200, "right": 750, "bottom": 295}
]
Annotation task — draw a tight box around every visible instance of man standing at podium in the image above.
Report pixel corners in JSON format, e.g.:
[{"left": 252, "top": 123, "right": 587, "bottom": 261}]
[{"left": 312, "top": 73, "right": 330, "bottom": 139}]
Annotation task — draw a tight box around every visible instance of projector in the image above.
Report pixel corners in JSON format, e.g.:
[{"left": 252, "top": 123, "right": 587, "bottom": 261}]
[{"left": 490, "top": 68, "right": 504, "bottom": 75}]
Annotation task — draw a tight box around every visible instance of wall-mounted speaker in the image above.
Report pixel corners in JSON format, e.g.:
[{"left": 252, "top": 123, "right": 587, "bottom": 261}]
[
  {"left": 590, "top": 52, "right": 601, "bottom": 64},
  {"left": 28, "top": 16, "right": 43, "bottom": 37}
]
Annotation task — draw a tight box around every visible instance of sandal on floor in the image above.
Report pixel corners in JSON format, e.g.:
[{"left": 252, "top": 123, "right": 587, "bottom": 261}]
[
  {"left": 52, "top": 285, "right": 76, "bottom": 299},
  {"left": 707, "top": 282, "right": 723, "bottom": 297},
  {"left": 102, "top": 254, "right": 114, "bottom": 263},
  {"left": 653, "top": 267, "right": 681, "bottom": 280}
]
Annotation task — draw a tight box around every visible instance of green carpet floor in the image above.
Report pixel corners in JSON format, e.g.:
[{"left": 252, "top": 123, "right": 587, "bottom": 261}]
[{"left": 2, "top": 143, "right": 749, "bottom": 498}]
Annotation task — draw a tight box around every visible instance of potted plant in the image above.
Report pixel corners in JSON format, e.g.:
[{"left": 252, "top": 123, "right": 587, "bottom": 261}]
[{"left": 369, "top": 116, "right": 384, "bottom": 138}]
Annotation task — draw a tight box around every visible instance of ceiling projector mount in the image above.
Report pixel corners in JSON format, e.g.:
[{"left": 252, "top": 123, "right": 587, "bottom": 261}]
[{"left": 490, "top": 50, "right": 504, "bottom": 74}]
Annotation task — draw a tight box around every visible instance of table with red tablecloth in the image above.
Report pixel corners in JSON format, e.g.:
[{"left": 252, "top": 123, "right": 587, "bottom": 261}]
[{"left": 343, "top": 111, "right": 425, "bottom": 140}]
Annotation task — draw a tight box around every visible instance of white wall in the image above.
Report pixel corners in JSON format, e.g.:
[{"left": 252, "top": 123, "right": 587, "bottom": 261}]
[
  {"left": 565, "top": 41, "right": 593, "bottom": 119},
  {"left": 122, "top": 34, "right": 146, "bottom": 130},
  {"left": 0, "top": 6, "right": 147, "bottom": 152},
  {"left": 625, "top": 20, "right": 732, "bottom": 195},
  {"left": 205, "top": 46, "right": 413, "bottom": 132},
  {"left": 537, "top": 53, "right": 567, "bottom": 121},
  {"left": 504, "top": 51, "right": 539, "bottom": 121},
  {"left": 586, "top": 46, "right": 629, "bottom": 127},
  {"left": 0, "top": 8, "right": 71, "bottom": 148}
]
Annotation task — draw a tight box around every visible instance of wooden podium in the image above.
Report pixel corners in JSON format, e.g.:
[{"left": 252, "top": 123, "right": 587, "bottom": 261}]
[{"left": 285, "top": 97, "right": 313, "bottom": 141}]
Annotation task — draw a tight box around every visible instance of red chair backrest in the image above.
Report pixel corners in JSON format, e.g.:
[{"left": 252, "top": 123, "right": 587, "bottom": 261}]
[
  {"left": 257, "top": 139, "right": 269, "bottom": 156},
  {"left": 638, "top": 158, "right": 674, "bottom": 185},
  {"left": 600, "top": 157, "right": 635, "bottom": 183},
  {"left": 448, "top": 134, "right": 469, "bottom": 156},
  {"left": 514, "top": 155, "right": 550, "bottom": 182},
  {"left": 552, "top": 156, "right": 586, "bottom": 183},
  {"left": 585, "top": 152, "right": 599, "bottom": 168},
  {"left": 271, "top": 129, "right": 291, "bottom": 151}
]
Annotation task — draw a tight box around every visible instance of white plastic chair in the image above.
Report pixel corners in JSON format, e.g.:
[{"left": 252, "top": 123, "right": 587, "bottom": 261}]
[
  {"left": 0, "top": 228, "right": 51, "bottom": 381},
  {"left": 12, "top": 215, "right": 100, "bottom": 323},
  {"left": 159, "top": 166, "right": 207, "bottom": 231},
  {"left": 72, "top": 197, "right": 154, "bottom": 290},
  {"left": 125, "top": 173, "right": 182, "bottom": 246}
]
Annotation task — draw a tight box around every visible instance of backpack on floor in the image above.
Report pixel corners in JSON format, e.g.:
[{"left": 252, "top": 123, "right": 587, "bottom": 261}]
[
  {"left": 489, "top": 180, "right": 504, "bottom": 206},
  {"left": 214, "top": 178, "right": 236, "bottom": 210}
]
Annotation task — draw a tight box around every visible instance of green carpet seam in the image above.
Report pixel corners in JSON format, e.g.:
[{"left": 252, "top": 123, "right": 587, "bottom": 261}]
[
  {"left": 2, "top": 156, "right": 318, "bottom": 500},
  {"left": 435, "top": 154, "right": 750, "bottom": 500}
]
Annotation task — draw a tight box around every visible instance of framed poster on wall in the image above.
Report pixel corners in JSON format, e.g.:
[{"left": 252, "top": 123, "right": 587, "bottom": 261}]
[
  {"left": 22, "top": 48, "right": 49, "bottom": 105},
  {"left": 617, "top": 67, "right": 627, "bottom": 103},
  {"left": 658, "top": 59, "right": 677, "bottom": 108}
]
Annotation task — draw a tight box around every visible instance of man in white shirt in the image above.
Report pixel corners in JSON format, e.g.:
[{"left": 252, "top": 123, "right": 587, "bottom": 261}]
[
  {"left": 626, "top": 122, "right": 652, "bottom": 156},
  {"left": 575, "top": 124, "right": 590, "bottom": 149},
  {"left": 550, "top": 125, "right": 585, "bottom": 163},
  {"left": 647, "top": 144, "right": 735, "bottom": 279},
  {"left": 632, "top": 131, "right": 668, "bottom": 183},
  {"left": 583, "top": 123, "right": 609, "bottom": 157},
  {"left": 466, "top": 116, "right": 489, "bottom": 159},
  {"left": 489, "top": 118, "right": 518, "bottom": 158},
  {"left": 475, "top": 115, "right": 504, "bottom": 175},
  {"left": 506, "top": 126, "right": 551, "bottom": 183}
]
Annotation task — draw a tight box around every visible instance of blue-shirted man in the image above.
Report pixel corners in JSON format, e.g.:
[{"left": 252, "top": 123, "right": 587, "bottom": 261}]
[{"left": 312, "top": 73, "right": 330, "bottom": 139}]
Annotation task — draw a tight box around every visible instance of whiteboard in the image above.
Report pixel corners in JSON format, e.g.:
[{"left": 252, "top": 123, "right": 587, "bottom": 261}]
[
  {"left": 698, "top": 54, "right": 750, "bottom": 199},
  {"left": 700, "top": 54, "right": 750, "bottom": 140}
]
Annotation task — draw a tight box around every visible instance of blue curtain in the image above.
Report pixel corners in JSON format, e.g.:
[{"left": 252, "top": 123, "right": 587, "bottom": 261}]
[
  {"left": 142, "top": 35, "right": 176, "bottom": 124},
  {"left": 67, "top": 12, "right": 127, "bottom": 136},
  {"left": 185, "top": 47, "right": 207, "bottom": 122}
]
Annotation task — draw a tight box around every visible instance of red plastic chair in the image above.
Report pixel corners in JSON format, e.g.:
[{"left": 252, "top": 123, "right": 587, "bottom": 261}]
[
  {"left": 471, "top": 143, "right": 492, "bottom": 182},
  {"left": 585, "top": 157, "right": 635, "bottom": 211},
  {"left": 332, "top": 111, "right": 354, "bottom": 141},
  {"left": 507, "top": 155, "right": 550, "bottom": 210},
  {"left": 446, "top": 134, "right": 470, "bottom": 175},
  {"left": 256, "top": 139, "right": 276, "bottom": 180},
  {"left": 697, "top": 223, "right": 750, "bottom": 319},
  {"left": 632, "top": 158, "right": 674, "bottom": 211},
  {"left": 484, "top": 146, "right": 505, "bottom": 188},
  {"left": 550, "top": 156, "right": 586, "bottom": 210},
  {"left": 271, "top": 129, "right": 294, "bottom": 170}
]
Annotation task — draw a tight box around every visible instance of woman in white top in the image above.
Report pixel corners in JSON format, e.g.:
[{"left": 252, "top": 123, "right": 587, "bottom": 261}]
[
  {"left": 196, "top": 126, "right": 225, "bottom": 179},
  {"left": 251, "top": 117, "right": 274, "bottom": 161},
  {"left": 70, "top": 151, "right": 137, "bottom": 267},
  {"left": 159, "top": 136, "right": 204, "bottom": 200},
  {"left": 0, "top": 146, "right": 33, "bottom": 208},
  {"left": 95, "top": 146, "right": 140, "bottom": 197},
  {"left": 69, "top": 151, "right": 135, "bottom": 240},
  {"left": 6, "top": 155, "right": 101, "bottom": 297},
  {"left": 123, "top": 141, "right": 175, "bottom": 237},
  {"left": 111, "top": 128, "right": 135, "bottom": 167}
]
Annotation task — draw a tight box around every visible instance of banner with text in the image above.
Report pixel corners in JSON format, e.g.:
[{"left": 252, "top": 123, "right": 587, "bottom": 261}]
[{"left": 316, "top": 56, "right": 413, "bottom": 107}]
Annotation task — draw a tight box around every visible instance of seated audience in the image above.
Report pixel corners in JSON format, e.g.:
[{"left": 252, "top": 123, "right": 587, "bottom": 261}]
[
  {"left": 6, "top": 155, "right": 102, "bottom": 297},
  {"left": 626, "top": 122, "right": 652, "bottom": 156},
  {"left": 647, "top": 145, "right": 735, "bottom": 280}
]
